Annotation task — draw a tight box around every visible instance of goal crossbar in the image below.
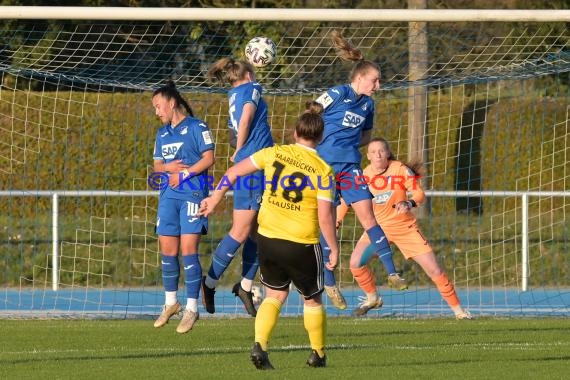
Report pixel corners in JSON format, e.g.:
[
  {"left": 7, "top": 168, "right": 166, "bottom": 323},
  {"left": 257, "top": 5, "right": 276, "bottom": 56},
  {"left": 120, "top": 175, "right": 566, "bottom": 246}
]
[{"left": 1, "top": 6, "right": 570, "bottom": 22}]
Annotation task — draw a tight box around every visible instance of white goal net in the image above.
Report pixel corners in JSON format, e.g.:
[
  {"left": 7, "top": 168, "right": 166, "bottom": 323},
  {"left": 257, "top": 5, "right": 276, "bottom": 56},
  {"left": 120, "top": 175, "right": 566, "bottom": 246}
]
[{"left": 0, "top": 7, "right": 568, "bottom": 319}]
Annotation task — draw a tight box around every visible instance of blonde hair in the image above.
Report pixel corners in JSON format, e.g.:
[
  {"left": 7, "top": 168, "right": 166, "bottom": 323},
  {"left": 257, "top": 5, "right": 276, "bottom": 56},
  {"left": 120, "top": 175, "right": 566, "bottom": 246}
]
[
  {"left": 331, "top": 29, "right": 380, "bottom": 82},
  {"left": 207, "top": 57, "right": 254, "bottom": 85}
]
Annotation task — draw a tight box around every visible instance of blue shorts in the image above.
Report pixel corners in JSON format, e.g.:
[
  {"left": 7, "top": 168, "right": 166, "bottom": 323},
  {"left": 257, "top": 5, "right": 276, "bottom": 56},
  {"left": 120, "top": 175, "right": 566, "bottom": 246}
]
[
  {"left": 156, "top": 197, "right": 208, "bottom": 236},
  {"left": 331, "top": 162, "right": 373, "bottom": 206},
  {"left": 233, "top": 169, "right": 263, "bottom": 211}
]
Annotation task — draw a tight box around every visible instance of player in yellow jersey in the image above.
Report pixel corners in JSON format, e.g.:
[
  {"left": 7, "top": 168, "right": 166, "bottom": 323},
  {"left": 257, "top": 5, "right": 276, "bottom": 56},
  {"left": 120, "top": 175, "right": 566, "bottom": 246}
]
[
  {"left": 337, "top": 137, "right": 472, "bottom": 319},
  {"left": 199, "top": 101, "right": 338, "bottom": 370}
]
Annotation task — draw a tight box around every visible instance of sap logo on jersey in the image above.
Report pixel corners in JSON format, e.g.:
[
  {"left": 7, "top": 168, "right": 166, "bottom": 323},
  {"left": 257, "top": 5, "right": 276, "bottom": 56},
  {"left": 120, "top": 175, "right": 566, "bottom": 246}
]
[
  {"left": 342, "top": 111, "right": 364, "bottom": 128},
  {"left": 161, "top": 142, "right": 183, "bottom": 159},
  {"left": 373, "top": 191, "right": 392, "bottom": 205}
]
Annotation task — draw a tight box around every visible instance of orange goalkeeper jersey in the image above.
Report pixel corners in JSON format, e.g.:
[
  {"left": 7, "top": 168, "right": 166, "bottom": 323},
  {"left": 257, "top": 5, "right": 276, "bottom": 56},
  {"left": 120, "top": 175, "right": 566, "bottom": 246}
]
[
  {"left": 336, "top": 159, "right": 425, "bottom": 228},
  {"left": 362, "top": 160, "right": 425, "bottom": 227}
]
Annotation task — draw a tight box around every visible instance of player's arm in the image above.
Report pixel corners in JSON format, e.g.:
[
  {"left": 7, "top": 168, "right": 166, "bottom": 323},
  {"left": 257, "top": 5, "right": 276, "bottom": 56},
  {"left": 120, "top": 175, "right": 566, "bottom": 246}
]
[
  {"left": 359, "top": 102, "right": 374, "bottom": 147},
  {"left": 359, "top": 129, "right": 372, "bottom": 147},
  {"left": 154, "top": 159, "right": 189, "bottom": 174},
  {"left": 228, "top": 124, "right": 237, "bottom": 148},
  {"left": 152, "top": 137, "right": 190, "bottom": 173},
  {"left": 232, "top": 102, "right": 256, "bottom": 161},
  {"left": 318, "top": 198, "right": 339, "bottom": 270},
  {"left": 183, "top": 149, "right": 215, "bottom": 175},
  {"left": 406, "top": 174, "right": 425, "bottom": 207},
  {"left": 198, "top": 155, "right": 258, "bottom": 216},
  {"left": 169, "top": 149, "right": 215, "bottom": 188},
  {"left": 393, "top": 165, "right": 426, "bottom": 215},
  {"left": 336, "top": 197, "right": 350, "bottom": 230}
]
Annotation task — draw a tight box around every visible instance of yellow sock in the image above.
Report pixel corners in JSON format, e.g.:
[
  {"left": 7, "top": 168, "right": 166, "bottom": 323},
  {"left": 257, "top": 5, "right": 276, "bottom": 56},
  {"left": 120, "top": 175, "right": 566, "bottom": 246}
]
[
  {"left": 254, "top": 297, "right": 282, "bottom": 351},
  {"left": 303, "top": 304, "right": 326, "bottom": 358}
]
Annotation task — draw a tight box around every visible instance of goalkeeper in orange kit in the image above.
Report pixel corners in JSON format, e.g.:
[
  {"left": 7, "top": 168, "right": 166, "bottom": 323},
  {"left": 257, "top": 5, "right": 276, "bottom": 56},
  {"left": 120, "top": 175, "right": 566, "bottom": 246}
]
[{"left": 337, "top": 137, "right": 472, "bottom": 319}]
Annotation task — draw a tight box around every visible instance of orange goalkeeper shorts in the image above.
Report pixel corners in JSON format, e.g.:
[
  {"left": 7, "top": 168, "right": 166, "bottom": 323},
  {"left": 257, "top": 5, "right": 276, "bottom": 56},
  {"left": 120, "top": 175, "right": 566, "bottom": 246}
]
[{"left": 358, "top": 221, "right": 432, "bottom": 259}]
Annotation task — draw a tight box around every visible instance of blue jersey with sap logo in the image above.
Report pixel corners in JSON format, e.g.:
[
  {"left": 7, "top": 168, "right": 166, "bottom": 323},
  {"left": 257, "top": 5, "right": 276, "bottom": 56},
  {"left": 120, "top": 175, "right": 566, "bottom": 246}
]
[
  {"left": 315, "top": 84, "right": 375, "bottom": 164},
  {"left": 227, "top": 81, "right": 274, "bottom": 163},
  {"left": 153, "top": 116, "right": 215, "bottom": 202}
]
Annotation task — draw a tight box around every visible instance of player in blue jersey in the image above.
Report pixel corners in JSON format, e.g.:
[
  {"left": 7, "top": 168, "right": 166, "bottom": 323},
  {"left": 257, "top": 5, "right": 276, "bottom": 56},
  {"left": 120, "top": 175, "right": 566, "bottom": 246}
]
[
  {"left": 202, "top": 58, "right": 274, "bottom": 316},
  {"left": 314, "top": 30, "right": 407, "bottom": 309},
  {"left": 151, "top": 81, "right": 215, "bottom": 333}
]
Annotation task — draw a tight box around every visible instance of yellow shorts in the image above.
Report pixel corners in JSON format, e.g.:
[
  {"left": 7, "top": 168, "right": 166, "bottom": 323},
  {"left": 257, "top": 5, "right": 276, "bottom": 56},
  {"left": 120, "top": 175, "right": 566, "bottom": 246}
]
[{"left": 358, "top": 221, "right": 432, "bottom": 259}]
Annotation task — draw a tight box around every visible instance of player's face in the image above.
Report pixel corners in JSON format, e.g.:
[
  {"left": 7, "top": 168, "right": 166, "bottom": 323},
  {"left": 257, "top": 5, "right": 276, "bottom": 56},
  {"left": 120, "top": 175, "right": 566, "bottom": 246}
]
[
  {"left": 367, "top": 141, "right": 390, "bottom": 170},
  {"left": 354, "top": 69, "right": 381, "bottom": 96},
  {"left": 152, "top": 94, "right": 174, "bottom": 124}
]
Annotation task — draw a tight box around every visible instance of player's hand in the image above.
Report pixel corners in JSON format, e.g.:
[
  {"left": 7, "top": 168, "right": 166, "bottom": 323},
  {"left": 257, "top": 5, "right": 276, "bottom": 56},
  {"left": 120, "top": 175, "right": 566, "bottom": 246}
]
[
  {"left": 198, "top": 197, "right": 219, "bottom": 217},
  {"left": 169, "top": 169, "right": 190, "bottom": 188},
  {"left": 393, "top": 201, "right": 412, "bottom": 215},
  {"left": 335, "top": 219, "right": 343, "bottom": 230},
  {"left": 168, "top": 173, "right": 179, "bottom": 188},
  {"left": 165, "top": 159, "right": 190, "bottom": 173},
  {"left": 325, "top": 249, "right": 339, "bottom": 271}
]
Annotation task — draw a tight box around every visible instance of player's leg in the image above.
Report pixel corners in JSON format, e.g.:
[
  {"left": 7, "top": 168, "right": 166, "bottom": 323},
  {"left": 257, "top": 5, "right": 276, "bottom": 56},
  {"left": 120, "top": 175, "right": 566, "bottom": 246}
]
[
  {"left": 176, "top": 202, "right": 207, "bottom": 333},
  {"left": 320, "top": 232, "right": 347, "bottom": 310},
  {"left": 177, "top": 236, "right": 202, "bottom": 333},
  {"left": 413, "top": 252, "right": 471, "bottom": 319},
  {"left": 232, "top": 173, "right": 263, "bottom": 315},
  {"left": 349, "top": 235, "right": 383, "bottom": 316},
  {"left": 250, "top": 234, "right": 291, "bottom": 370},
  {"left": 202, "top": 208, "right": 255, "bottom": 312},
  {"left": 351, "top": 198, "right": 407, "bottom": 290},
  {"left": 205, "top": 208, "right": 255, "bottom": 285},
  {"left": 290, "top": 243, "right": 328, "bottom": 368},
  {"left": 303, "top": 294, "right": 327, "bottom": 368},
  {"left": 318, "top": 190, "right": 346, "bottom": 309},
  {"left": 154, "top": 198, "right": 183, "bottom": 328},
  {"left": 234, "top": 230, "right": 259, "bottom": 316},
  {"left": 400, "top": 223, "right": 471, "bottom": 319},
  {"left": 251, "top": 287, "right": 282, "bottom": 370}
]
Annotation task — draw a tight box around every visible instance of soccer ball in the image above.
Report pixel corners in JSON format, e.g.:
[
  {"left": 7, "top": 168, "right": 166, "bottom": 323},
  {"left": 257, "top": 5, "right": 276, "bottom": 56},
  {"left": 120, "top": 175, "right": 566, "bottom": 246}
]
[
  {"left": 252, "top": 286, "right": 264, "bottom": 305},
  {"left": 245, "top": 36, "right": 277, "bottom": 68}
]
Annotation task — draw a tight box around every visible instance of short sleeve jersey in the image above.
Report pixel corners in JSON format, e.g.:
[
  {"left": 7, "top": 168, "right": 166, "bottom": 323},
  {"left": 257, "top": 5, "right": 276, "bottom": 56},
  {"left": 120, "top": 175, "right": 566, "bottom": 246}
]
[
  {"left": 228, "top": 81, "right": 274, "bottom": 163},
  {"left": 250, "top": 144, "right": 335, "bottom": 244},
  {"left": 315, "top": 84, "right": 375, "bottom": 164},
  {"left": 363, "top": 160, "right": 425, "bottom": 227},
  {"left": 153, "top": 116, "right": 215, "bottom": 202}
]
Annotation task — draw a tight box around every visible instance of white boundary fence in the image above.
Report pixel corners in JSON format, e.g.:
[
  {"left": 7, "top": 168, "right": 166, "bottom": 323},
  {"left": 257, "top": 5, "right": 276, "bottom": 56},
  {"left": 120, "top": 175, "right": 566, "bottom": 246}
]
[{"left": 1, "top": 190, "right": 568, "bottom": 292}]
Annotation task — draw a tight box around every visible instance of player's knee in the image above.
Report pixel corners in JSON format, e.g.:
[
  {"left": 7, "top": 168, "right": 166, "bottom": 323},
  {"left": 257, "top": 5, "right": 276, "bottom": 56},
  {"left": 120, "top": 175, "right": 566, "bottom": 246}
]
[{"left": 229, "top": 228, "right": 250, "bottom": 243}]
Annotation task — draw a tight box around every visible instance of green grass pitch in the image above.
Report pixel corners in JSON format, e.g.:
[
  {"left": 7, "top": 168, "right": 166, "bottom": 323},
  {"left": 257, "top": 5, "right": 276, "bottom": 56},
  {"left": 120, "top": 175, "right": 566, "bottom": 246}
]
[{"left": 1, "top": 317, "right": 569, "bottom": 379}]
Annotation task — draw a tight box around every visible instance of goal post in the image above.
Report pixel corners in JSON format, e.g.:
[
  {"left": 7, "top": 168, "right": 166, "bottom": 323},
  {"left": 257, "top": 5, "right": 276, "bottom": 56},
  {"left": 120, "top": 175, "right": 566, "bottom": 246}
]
[{"left": 0, "top": 6, "right": 568, "bottom": 319}]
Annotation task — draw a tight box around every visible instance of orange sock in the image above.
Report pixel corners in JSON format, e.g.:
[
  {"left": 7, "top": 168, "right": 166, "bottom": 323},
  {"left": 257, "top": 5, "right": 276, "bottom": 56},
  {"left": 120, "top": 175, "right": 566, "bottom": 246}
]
[
  {"left": 432, "top": 273, "right": 460, "bottom": 308},
  {"left": 351, "top": 266, "right": 376, "bottom": 294}
]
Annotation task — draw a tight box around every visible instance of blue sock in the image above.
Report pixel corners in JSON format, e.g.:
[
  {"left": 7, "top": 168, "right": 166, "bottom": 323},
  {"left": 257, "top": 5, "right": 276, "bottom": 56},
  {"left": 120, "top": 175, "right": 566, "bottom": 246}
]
[
  {"left": 359, "top": 244, "right": 377, "bottom": 267},
  {"left": 207, "top": 234, "right": 241, "bottom": 280},
  {"left": 182, "top": 254, "right": 202, "bottom": 299},
  {"left": 366, "top": 225, "right": 397, "bottom": 275},
  {"left": 241, "top": 237, "right": 259, "bottom": 280},
  {"left": 319, "top": 233, "right": 337, "bottom": 286},
  {"left": 161, "top": 254, "right": 179, "bottom": 292}
]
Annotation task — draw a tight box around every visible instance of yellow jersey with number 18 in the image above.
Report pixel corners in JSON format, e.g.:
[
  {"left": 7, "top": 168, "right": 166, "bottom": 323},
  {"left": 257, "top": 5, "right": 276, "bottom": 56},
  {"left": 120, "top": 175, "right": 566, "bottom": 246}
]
[{"left": 250, "top": 143, "right": 335, "bottom": 244}]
